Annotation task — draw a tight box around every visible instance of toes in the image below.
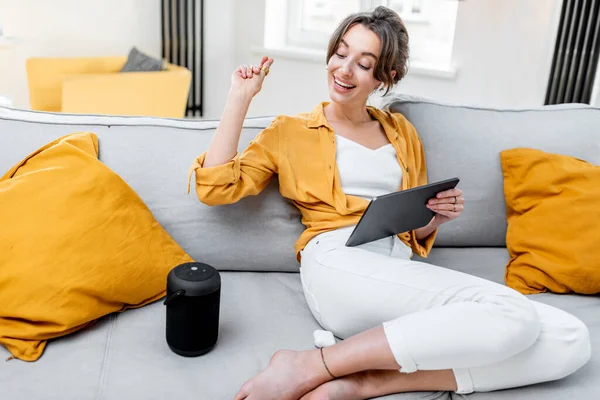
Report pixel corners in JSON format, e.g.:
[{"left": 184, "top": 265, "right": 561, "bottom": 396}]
[
  {"left": 299, "top": 390, "right": 316, "bottom": 400},
  {"left": 299, "top": 388, "right": 327, "bottom": 400},
  {"left": 234, "top": 380, "right": 252, "bottom": 400}
]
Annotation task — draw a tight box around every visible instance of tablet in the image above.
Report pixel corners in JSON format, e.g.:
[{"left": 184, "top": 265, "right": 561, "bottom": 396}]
[{"left": 345, "top": 177, "right": 460, "bottom": 247}]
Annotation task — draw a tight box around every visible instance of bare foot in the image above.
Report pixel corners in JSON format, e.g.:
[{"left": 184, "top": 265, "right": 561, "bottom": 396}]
[
  {"left": 300, "top": 372, "right": 367, "bottom": 400},
  {"left": 233, "top": 349, "right": 332, "bottom": 400}
]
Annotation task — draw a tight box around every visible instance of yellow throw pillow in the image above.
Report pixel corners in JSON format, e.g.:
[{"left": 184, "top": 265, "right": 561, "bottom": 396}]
[
  {"left": 0, "top": 132, "right": 193, "bottom": 361},
  {"left": 501, "top": 148, "right": 600, "bottom": 295}
]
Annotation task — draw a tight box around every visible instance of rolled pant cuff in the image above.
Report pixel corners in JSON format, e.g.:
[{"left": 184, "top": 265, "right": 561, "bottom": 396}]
[
  {"left": 453, "top": 368, "right": 474, "bottom": 394},
  {"left": 382, "top": 321, "right": 418, "bottom": 373}
]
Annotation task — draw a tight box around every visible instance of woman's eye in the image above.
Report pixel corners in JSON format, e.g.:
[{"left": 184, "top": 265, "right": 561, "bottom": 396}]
[
  {"left": 336, "top": 53, "right": 346, "bottom": 59},
  {"left": 358, "top": 64, "right": 369, "bottom": 70}
]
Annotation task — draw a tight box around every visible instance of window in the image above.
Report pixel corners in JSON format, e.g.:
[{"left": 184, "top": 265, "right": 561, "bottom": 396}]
[
  {"left": 270, "top": 0, "right": 459, "bottom": 71},
  {"left": 388, "top": 0, "right": 426, "bottom": 21}
]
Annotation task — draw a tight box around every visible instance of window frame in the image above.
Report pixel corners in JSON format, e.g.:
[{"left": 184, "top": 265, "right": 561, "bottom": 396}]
[{"left": 286, "top": 0, "right": 336, "bottom": 50}]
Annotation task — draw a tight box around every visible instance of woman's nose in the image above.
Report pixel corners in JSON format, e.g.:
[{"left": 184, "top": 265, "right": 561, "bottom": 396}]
[{"left": 338, "top": 60, "right": 352, "bottom": 76}]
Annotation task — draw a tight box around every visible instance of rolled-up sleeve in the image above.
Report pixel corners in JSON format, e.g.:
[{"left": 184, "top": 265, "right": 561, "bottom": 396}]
[
  {"left": 187, "top": 118, "right": 280, "bottom": 206},
  {"left": 410, "top": 224, "right": 437, "bottom": 258}
]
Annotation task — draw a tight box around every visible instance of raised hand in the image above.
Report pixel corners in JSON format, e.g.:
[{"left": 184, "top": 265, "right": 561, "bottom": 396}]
[{"left": 230, "top": 56, "right": 274, "bottom": 100}]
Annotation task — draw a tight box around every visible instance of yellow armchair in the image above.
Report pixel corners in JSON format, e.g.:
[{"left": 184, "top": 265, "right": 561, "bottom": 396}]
[{"left": 26, "top": 56, "right": 192, "bottom": 118}]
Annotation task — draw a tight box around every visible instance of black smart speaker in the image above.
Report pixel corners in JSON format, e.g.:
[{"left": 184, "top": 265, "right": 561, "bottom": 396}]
[{"left": 164, "top": 262, "right": 221, "bottom": 356}]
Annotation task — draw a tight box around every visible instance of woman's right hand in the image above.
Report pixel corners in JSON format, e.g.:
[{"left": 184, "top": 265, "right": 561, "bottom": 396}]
[{"left": 230, "top": 56, "right": 274, "bottom": 100}]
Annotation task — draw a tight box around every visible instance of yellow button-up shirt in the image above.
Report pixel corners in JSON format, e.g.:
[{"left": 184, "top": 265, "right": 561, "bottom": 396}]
[{"left": 189, "top": 102, "right": 437, "bottom": 261}]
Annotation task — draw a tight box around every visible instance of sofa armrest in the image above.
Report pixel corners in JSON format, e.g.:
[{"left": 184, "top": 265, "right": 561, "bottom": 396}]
[{"left": 61, "top": 68, "right": 192, "bottom": 118}]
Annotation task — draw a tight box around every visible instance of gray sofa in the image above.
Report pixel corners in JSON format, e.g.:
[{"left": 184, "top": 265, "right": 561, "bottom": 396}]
[{"left": 0, "top": 96, "right": 598, "bottom": 400}]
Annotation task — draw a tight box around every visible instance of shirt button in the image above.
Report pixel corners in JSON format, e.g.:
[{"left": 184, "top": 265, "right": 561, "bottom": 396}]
[{"left": 328, "top": 165, "right": 332, "bottom": 170}]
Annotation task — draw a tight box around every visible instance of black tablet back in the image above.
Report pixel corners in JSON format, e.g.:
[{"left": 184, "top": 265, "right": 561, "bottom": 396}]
[{"left": 346, "top": 177, "right": 460, "bottom": 247}]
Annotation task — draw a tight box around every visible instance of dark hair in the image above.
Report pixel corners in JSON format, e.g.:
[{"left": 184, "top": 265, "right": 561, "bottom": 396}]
[{"left": 326, "top": 6, "right": 409, "bottom": 95}]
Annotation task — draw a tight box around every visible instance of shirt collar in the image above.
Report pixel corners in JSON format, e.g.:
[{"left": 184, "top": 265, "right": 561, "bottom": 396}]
[{"left": 307, "top": 102, "right": 332, "bottom": 129}]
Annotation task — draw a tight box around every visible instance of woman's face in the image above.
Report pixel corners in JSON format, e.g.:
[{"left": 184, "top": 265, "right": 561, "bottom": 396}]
[{"left": 327, "top": 24, "right": 383, "bottom": 107}]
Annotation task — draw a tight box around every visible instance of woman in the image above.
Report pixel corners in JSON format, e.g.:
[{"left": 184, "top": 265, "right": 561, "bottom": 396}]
[{"left": 190, "top": 6, "right": 591, "bottom": 400}]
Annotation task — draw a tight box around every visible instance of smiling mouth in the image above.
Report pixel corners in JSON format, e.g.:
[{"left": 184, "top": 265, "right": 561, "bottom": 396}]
[{"left": 334, "top": 77, "right": 356, "bottom": 89}]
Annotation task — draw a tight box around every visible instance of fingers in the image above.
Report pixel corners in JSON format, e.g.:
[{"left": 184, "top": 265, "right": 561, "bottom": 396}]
[
  {"left": 262, "top": 57, "right": 274, "bottom": 69},
  {"left": 427, "top": 203, "right": 464, "bottom": 213},
  {"left": 428, "top": 196, "right": 465, "bottom": 205},
  {"left": 236, "top": 64, "right": 254, "bottom": 79},
  {"left": 436, "top": 188, "right": 462, "bottom": 199},
  {"left": 236, "top": 64, "right": 246, "bottom": 79},
  {"left": 427, "top": 187, "right": 464, "bottom": 217},
  {"left": 429, "top": 189, "right": 465, "bottom": 205},
  {"left": 259, "top": 57, "right": 274, "bottom": 76},
  {"left": 430, "top": 208, "right": 461, "bottom": 218},
  {"left": 258, "top": 55, "right": 269, "bottom": 68},
  {"left": 234, "top": 381, "right": 252, "bottom": 400},
  {"left": 236, "top": 57, "right": 274, "bottom": 79},
  {"left": 236, "top": 64, "right": 256, "bottom": 79}
]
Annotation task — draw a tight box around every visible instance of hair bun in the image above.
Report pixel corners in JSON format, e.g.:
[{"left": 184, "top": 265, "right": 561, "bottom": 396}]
[{"left": 372, "top": 5, "right": 397, "bottom": 20}]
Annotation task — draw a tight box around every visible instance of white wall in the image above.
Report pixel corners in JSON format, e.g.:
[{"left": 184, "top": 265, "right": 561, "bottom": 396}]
[
  {"left": 592, "top": 61, "right": 600, "bottom": 107},
  {"left": 231, "top": 0, "right": 564, "bottom": 117},
  {"left": 203, "top": 0, "right": 236, "bottom": 119},
  {"left": 0, "top": 0, "right": 162, "bottom": 110}
]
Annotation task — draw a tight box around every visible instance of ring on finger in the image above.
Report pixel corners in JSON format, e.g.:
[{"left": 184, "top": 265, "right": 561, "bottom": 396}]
[
  {"left": 453, "top": 196, "right": 458, "bottom": 204},
  {"left": 453, "top": 204, "right": 457, "bottom": 212}
]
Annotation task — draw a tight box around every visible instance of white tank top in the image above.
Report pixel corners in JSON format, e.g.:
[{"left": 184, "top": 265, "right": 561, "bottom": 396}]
[{"left": 335, "top": 134, "right": 403, "bottom": 201}]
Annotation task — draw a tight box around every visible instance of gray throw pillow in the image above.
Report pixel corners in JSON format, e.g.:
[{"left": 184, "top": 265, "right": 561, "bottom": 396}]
[{"left": 120, "top": 47, "right": 164, "bottom": 72}]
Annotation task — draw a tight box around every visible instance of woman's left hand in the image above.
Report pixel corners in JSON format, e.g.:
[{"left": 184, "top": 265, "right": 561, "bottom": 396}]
[{"left": 426, "top": 188, "right": 465, "bottom": 225}]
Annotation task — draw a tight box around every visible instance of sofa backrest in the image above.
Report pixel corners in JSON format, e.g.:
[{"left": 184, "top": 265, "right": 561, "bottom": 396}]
[
  {"left": 2, "top": 98, "right": 599, "bottom": 272},
  {"left": 383, "top": 95, "right": 600, "bottom": 247}
]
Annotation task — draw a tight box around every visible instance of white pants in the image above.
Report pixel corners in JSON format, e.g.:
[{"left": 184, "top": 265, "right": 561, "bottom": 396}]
[{"left": 299, "top": 226, "right": 591, "bottom": 394}]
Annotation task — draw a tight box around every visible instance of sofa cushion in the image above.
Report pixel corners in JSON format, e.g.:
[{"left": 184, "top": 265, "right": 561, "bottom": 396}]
[
  {"left": 120, "top": 47, "right": 164, "bottom": 72},
  {"left": 0, "top": 132, "right": 192, "bottom": 361},
  {"left": 0, "top": 315, "right": 116, "bottom": 399},
  {"left": 501, "top": 148, "right": 600, "bottom": 295},
  {"left": 383, "top": 95, "right": 600, "bottom": 247}
]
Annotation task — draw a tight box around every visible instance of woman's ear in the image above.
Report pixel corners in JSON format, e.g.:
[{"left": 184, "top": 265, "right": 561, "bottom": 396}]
[{"left": 391, "top": 70, "right": 397, "bottom": 80}]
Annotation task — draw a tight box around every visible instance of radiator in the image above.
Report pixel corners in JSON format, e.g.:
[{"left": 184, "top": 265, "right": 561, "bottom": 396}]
[
  {"left": 161, "top": 0, "right": 204, "bottom": 116},
  {"left": 546, "top": 0, "right": 600, "bottom": 104}
]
